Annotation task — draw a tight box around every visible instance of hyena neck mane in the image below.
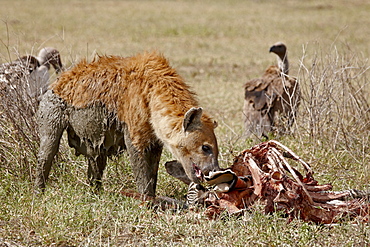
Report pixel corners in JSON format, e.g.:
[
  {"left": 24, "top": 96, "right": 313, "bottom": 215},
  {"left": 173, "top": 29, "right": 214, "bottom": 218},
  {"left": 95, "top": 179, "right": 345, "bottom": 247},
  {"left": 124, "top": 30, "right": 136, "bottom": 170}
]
[
  {"left": 51, "top": 51, "right": 213, "bottom": 151},
  {"left": 144, "top": 58, "right": 215, "bottom": 150}
]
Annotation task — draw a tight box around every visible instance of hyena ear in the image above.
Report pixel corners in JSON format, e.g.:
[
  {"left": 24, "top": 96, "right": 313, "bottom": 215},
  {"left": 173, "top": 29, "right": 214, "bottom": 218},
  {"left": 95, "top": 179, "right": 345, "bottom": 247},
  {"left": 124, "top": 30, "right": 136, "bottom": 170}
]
[{"left": 183, "top": 107, "right": 203, "bottom": 132}]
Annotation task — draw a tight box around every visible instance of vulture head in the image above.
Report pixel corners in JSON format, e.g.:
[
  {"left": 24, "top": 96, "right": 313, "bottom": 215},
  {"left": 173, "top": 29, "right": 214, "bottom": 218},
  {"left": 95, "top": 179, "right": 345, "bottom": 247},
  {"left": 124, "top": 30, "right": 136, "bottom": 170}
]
[
  {"left": 17, "top": 55, "right": 40, "bottom": 74},
  {"left": 37, "top": 47, "right": 64, "bottom": 74},
  {"left": 269, "top": 42, "right": 289, "bottom": 75}
]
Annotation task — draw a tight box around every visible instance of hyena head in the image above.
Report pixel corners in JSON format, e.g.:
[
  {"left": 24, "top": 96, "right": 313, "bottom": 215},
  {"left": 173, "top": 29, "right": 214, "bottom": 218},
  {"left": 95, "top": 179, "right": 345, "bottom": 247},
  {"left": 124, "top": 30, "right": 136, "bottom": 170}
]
[{"left": 169, "top": 107, "right": 220, "bottom": 184}]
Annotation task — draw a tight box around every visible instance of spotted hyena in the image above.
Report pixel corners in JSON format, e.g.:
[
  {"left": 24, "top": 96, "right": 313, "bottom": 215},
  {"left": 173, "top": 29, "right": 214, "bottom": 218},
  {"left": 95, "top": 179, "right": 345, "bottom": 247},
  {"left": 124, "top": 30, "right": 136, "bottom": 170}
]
[{"left": 35, "top": 51, "right": 219, "bottom": 196}]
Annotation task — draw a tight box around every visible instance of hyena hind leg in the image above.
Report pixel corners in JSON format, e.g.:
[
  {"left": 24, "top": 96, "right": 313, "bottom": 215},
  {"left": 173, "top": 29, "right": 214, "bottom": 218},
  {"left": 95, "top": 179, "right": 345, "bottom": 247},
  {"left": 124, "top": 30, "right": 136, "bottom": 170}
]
[
  {"left": 35, "top": 91, "right": 67, "bottom": 192},
  {"left": 35, "top": 130, "right": 64, "bottom": 191},
  {"left": 87, "top": 154, "right": 107, "bottom": 191}
]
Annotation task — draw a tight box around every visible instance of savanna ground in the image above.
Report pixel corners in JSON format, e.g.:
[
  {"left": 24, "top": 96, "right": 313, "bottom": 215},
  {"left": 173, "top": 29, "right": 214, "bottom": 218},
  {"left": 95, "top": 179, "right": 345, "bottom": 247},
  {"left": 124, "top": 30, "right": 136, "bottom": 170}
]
[{"left": 0, "top": 0, "right": 369, "bottom": 246}]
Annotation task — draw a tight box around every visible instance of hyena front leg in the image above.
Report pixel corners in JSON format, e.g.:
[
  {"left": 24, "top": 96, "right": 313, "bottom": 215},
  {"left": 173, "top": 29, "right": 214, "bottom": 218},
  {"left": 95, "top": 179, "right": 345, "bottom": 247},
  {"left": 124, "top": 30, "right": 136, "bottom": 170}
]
[
  {"left": 136, "top": 143, "right": 163, "bottom": 196},
  {"left": 125, "top": 138, "right": 163, "bottom": 196}
]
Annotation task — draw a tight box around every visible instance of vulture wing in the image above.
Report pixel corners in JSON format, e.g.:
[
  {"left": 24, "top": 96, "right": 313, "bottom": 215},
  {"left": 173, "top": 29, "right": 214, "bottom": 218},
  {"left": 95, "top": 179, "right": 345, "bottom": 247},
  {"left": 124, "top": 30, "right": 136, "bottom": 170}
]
[
  {"left": 243, "top": 66, "right": 282, "bottom": 138},
  {"left": 243, "top": 51, "right": 300, "bottom": 139},
  {"left": 0, "top": 56, "right": 40, "bottom": 100}
]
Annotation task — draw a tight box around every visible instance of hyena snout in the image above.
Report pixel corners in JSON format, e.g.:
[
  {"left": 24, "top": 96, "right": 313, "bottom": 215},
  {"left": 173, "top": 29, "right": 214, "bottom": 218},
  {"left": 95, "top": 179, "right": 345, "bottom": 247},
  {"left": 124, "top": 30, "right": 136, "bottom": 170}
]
[
  {"left": 201, "top": 162, "right": 220, "bottom": 176},
  {"left": 195, "top": 160, "right": 220, "bottom": 179},
  {"left": 165, "top": 159, "right": 220, "bottom": 185}
]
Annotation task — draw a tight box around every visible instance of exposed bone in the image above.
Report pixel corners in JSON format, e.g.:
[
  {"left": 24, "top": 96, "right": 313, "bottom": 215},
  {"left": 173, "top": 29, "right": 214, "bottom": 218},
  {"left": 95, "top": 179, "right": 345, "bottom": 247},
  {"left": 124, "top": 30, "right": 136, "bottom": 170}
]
[
  {"left": 267, "top": 154, "right": 282, "bottom": 173},
  {"left": 304, "top": 184, "right": 333, "bottom": 192},
  {"left": 308, "top": 190, "right": 351, "bottom": 202},
  {"left": 269, "top": 140, "right": 312, "bottom": 173},
  {"left": 243, "top": 154, "right": 264, "bottom": 197},
  {"left": 270, "top": 147, "right": 314, "bottom": 204}
]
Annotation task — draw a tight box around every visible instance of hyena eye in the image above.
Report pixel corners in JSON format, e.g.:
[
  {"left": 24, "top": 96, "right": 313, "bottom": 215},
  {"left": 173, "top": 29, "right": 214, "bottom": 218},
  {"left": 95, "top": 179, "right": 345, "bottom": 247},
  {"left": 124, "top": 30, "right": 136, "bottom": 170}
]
[{"left": 202, "top": 144, "right": 212, "bottom": 155}]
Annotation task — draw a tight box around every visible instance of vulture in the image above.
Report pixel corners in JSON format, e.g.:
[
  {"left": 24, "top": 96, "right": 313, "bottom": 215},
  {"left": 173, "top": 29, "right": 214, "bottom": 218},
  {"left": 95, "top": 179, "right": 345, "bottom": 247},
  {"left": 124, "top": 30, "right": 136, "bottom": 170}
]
[
  {"left": 243, "top": 42, "right": 300, "bottom": 138},
  {"left": 0, "top": 47, "right": 63, "bottom": 100}
]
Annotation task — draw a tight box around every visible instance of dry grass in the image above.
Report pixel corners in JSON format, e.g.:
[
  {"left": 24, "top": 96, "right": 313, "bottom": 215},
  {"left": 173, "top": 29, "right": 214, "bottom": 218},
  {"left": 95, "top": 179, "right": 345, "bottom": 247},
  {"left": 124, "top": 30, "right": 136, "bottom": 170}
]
[{"left": 0, "top": 0, "right": 369, "bottom": 246}]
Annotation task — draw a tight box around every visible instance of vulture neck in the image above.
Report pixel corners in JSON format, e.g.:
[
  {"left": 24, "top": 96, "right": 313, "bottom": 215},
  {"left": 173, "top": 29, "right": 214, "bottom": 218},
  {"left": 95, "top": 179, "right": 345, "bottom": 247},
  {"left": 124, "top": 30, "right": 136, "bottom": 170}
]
[
  {"left": 277, "top": 53, "right": 289, "bottom": 75},
  {"left": 37, "top": 56, "right": 51, "bottom": 70}
]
